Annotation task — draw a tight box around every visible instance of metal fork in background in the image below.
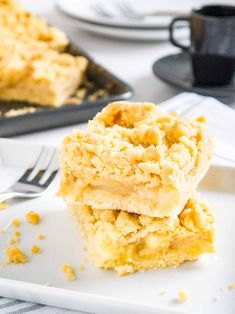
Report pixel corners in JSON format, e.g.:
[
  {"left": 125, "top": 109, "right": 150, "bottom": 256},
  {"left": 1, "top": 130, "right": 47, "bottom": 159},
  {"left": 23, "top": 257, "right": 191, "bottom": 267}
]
[
  {"left": 0, "top": 146, "right": 59, "bottom": 203},
  {"left": 117, "top": 1, "right": 185, "bottom": 19},
  {"left": 92, "top": 3, "right": 111, "bottom": 17},
  {"left": 92, "top": 1, "right": 185, "bottom": 19}
]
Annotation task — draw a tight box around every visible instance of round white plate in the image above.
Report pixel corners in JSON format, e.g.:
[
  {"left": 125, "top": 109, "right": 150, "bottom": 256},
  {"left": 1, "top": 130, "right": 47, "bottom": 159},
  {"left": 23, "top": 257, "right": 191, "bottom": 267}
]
[{"left": 56, "top": 0, "right": 194, "bottom": 29}]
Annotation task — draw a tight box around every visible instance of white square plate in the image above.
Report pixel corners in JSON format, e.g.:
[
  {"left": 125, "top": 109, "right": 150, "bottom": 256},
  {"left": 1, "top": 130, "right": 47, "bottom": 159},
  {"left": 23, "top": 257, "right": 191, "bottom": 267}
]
[{"left": 0, "top": 138, "right": 235, "bottom": 314}]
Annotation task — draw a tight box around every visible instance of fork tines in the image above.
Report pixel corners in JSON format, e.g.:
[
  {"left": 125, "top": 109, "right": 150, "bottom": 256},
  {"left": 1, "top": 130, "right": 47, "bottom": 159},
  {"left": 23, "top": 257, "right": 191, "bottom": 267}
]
[{"left": 16, "top": 146, "right": 59, "bottom": 188}]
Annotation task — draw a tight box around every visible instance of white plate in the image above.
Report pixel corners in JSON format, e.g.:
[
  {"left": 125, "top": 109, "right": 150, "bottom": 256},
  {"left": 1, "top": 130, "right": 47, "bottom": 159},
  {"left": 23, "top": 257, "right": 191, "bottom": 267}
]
[
  {"left": 56, "top": 0, "right": 185, "bottom": 29},
  {"left": 57, "top": 0, "right": 220, "bottom": 29},
  {"left": 0, "top": 138, "right": 235, "bottom": 314},
  {"left": 57, "top": 0, "right": 235, "bottom": 41},
  {"left": 59, "top": 14, "right": 188, "bottom": 41},
  {"left": 56, "top": 0, "right": 235, "bottom": 29}
]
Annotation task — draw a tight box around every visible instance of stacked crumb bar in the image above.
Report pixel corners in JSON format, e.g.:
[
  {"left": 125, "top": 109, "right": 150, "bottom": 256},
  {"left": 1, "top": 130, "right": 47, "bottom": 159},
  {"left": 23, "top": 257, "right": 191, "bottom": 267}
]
[{"left": 59, "top": 101, "right": 215, "bottom": 275}]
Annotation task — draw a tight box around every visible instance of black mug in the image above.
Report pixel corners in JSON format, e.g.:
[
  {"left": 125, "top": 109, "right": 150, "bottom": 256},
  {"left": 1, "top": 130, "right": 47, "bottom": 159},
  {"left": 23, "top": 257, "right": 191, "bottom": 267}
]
[{"left": 169, "top": 5, "right": 235, "bottom": 86}]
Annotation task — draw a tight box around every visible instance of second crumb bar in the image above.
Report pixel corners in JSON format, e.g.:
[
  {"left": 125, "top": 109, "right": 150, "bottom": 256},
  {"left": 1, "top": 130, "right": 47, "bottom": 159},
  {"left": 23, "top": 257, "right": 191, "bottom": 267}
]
[{"left": 68, "top": 193, "right": 215, "bottom": 275}]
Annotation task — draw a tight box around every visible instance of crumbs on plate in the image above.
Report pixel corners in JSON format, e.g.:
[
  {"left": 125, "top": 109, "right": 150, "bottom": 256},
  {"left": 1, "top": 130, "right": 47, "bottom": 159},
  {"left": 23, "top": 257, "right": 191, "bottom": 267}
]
[
  {"left": 31, "top": 245, "right": 41, "bottom": 254},
  {"left": 0, "top": 202, "right": 7, "bottom": 210},
  {"left": 77, "top": 265, "right": 85, "bottom": 271},
  {"left": 26, "top": 211, "right": 40, "bottom": 225},
  {"left": 62, "top": 264, "right": 76, "bottom": 281},
  {"left": 11, "top": 218, "right": 21, "bottom": 227},
  {"left": 177, "top": 290, "right": 189, "bottom": 302},
  {"left": 37, "top": 234, "right": 45, "bottom": 240},
  {"left": 8, "top": 236, "right": 20, "bottom": 245},
  {"left": 228, "top": 284, "right": 235, "bottom": 290},
  {"left": 14, "top": 230, "right": 21, "bottom": 237},
  {"left": 6, "top": 246, "right": 28, "bottom": 264}
]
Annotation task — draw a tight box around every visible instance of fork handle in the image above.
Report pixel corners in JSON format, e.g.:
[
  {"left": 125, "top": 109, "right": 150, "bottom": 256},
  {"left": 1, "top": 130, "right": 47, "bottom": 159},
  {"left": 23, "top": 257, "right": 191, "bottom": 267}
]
[{"left": 0, "top": 192, "right": 22, "bottom": 203}]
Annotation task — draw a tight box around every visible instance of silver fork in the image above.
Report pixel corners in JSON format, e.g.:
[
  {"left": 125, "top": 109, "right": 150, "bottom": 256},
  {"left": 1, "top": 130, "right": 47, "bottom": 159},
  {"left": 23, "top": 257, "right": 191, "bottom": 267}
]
[
  {"left": 0, "top": 146, "right": 59, "bottom": 203},
  {"left": 92, "top": 1, "right": 184, "bottom": 19},
  {"left": 92, "top": 3, "right": 112, "bottom": 17},
  {"left": 117, "top": 1, "right": 185, "bottom": 19}
]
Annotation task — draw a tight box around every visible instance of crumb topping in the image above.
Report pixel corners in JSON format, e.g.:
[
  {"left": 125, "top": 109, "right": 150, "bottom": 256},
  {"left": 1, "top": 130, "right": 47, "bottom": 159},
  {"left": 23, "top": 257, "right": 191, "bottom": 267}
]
[{"left": 60, "top": 101, "right": 212, "bottom": 202}]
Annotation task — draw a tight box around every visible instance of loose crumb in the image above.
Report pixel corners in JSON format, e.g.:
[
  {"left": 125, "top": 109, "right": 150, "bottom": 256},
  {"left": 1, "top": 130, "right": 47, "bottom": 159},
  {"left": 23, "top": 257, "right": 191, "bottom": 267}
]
[
  {"left": 0, "top": 202, "right": 7, "bottom": 210},
  {"left": 0, "top": 264, "right": 3, "bottom": 268},
  {"left": 37, "top": 234, "right": 45, "bottom": 240},
  {"left": 82, "top": 247, "right": 87, "bottom": 252},
  {"left": 77, "top": 265, "right": 85, "bottom": 271},
  {"left": 228, "top": 284, "right": 235, "bottom": 290},
  {"left": 6, "top": 246, "right": 28, "bottom": 264},
  {"left": 83, "top": 258, "right": 89, "bottom": 263},
  {"left": 0, "top": 228, "right": 5, "bottom": 234},
  {"left": 26, "top": 211, "right": 40, "bottom": 225},
  {"left": 178, "top": 290, "right": 189, "bottom": 302},
  {"left": 31, "top": 245, "right": 41, "bottom": 254},
  {"left": 14, "top": 230, "right": 21, "bottom": 237},
  {"left": 219, "top": 287, "right": 225, "bottom": 291},
  {"left": 44, "top": 282, "right": 51, "bottom": 286},
  {"left": 8, "top": 236, "right": 20, "bottom": 245},
  {"left": 11, "top": 218, "right": 21, "bottom": 227},
  {"left": 4, "top": 107, "right": 37, "bottom": 118},
  {"left": 159, "top": 289, "right": 168, "bottom": 296},
  {"left": 62, "top": 264, "right": 76, "bottom": 281}
]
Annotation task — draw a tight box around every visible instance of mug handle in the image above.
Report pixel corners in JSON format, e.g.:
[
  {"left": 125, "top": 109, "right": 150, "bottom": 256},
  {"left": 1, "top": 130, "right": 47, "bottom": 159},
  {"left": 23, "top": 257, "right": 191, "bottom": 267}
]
[{"left": 169, "top": 16, "right": 190, "bottom": 51}]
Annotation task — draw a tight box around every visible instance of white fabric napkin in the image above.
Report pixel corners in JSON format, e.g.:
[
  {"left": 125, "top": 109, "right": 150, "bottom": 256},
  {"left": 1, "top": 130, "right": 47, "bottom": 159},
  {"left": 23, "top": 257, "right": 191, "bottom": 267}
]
[
  {"left": 0, "top": 296, "right": 81, "bottom": 314},
  {"left": 160, "top": 92, "right": 235, "bottom": 166}
]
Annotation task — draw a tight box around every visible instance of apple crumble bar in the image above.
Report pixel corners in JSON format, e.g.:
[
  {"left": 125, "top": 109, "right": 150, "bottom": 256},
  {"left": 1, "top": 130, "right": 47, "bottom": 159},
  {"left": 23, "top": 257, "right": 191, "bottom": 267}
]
[
  {"left": 0, "top": 0, "right": 68, "bottom": 51},
  {"left": 0, "top": 0, "right": 88, "bottom": 107},
  {"left": 0, "top": 35, "right": 88, "bottom": 106},
  {"left": 60, "top": 101, "right": 213, "bottom": 217},
  {"left": 68, "top": 193, "right": 214, "bottom": 275}
]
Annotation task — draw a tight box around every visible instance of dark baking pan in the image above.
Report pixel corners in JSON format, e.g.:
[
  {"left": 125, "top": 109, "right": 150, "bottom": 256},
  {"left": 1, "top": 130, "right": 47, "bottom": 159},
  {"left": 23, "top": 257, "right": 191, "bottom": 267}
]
[{"left": 0, "top": 42, "right": 133, "bottom": 137}]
